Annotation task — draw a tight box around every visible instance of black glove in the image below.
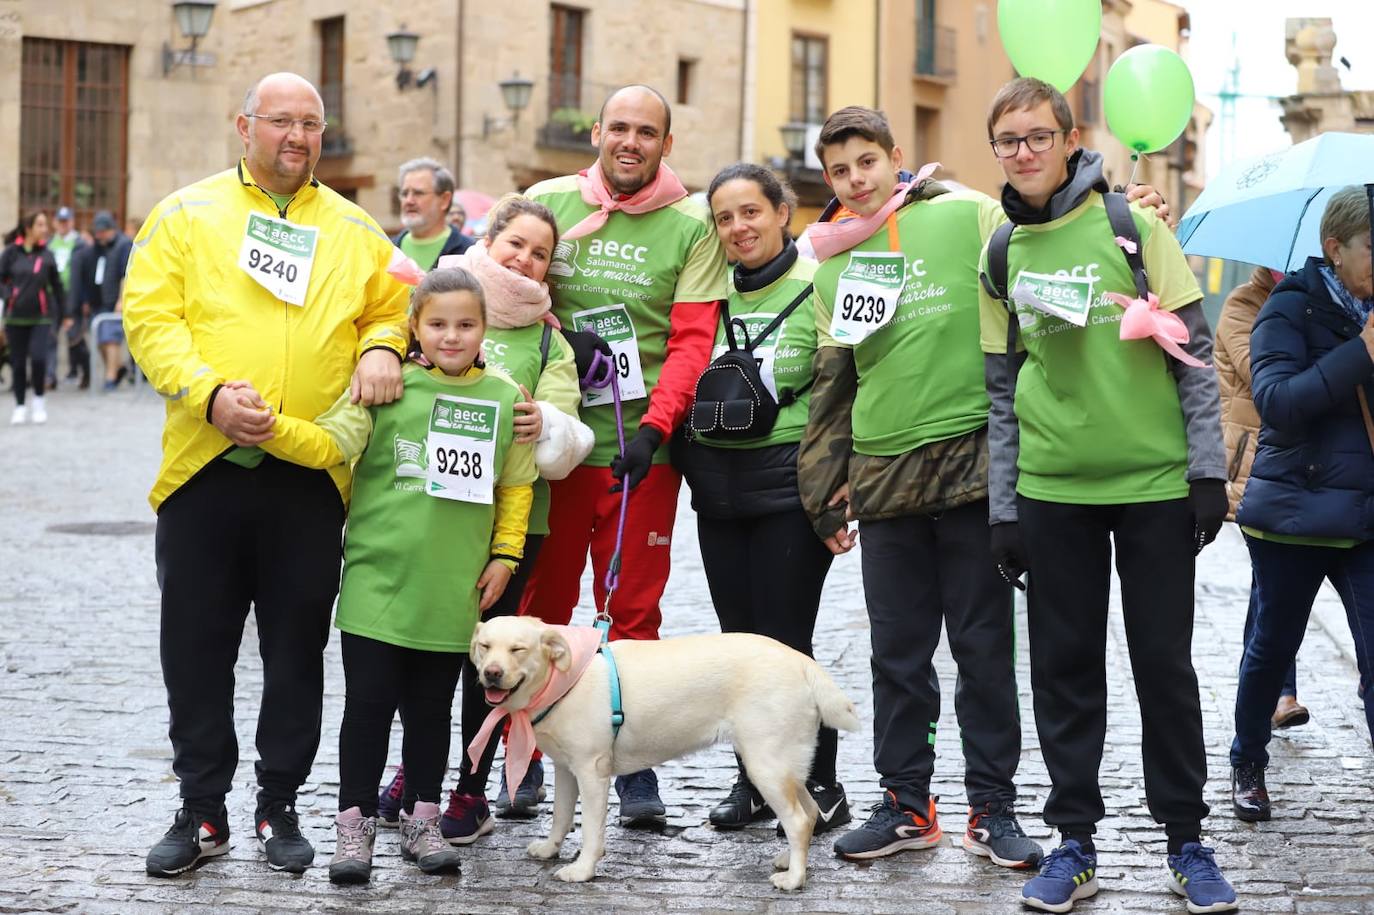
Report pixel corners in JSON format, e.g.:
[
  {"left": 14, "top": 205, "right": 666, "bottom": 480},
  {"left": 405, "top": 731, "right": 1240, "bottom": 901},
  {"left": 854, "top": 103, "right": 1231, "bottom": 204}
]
[
  {"left": 1189, "top": 478, "right": 1227, "bottom": 555},
  {"left": 561, "top": 328, "right": 613, "bottom": 384},
  {"left": 990, "top": 522, "right": 1029, "bottom": 591},
  {"left": 610, "top": 426, "right": 663, "bottom": 493}
]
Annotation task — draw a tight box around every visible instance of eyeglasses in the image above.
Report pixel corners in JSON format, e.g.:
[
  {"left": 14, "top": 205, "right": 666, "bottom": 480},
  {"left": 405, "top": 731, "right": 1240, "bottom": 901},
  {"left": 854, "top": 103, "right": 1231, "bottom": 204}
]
[
  {"left": 990, "top": 130, "right": 1065, "bottom": 159},
  {"left": 398, "top": 189, "right": 436, "bottom": 200},
  {"left": 246, "top": 114, "right": 327, "bottom": 134}
]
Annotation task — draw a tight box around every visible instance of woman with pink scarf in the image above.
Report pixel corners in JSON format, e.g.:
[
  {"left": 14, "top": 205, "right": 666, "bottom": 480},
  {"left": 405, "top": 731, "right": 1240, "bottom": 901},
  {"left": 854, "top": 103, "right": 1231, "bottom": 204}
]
[{"left": 376, "top": 195, "right": 593, "bottom": 845}]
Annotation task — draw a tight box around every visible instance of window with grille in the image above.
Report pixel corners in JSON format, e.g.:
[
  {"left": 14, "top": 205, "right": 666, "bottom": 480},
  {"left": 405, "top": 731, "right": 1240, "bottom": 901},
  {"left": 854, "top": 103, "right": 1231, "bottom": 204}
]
[
  {"left": 19, "top": 38, "right": 129, "bottom": 227},
  {"left": 790, "top": 34, "right": 828, "bottom": 124},
  {"left": 318, "top": 17, "right": 349, "bottom": 156},
  {"left": 549, "top": 5, "right": 586, "bottom": 115}
]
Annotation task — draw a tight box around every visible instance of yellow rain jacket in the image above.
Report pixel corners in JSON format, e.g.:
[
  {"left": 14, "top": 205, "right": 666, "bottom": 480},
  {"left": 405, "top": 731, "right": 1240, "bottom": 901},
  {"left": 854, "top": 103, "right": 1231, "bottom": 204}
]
[{"left": 123, "top": 160, "right": 410, "bottom": 511}]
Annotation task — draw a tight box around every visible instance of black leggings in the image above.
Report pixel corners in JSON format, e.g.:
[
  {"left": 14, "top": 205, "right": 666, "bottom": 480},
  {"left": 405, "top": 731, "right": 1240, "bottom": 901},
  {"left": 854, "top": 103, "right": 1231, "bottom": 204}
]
[
  {"left": 6, "top": 323, "right": 49, "bottom": 404},
  {"left": 697, "top": 508, "right": 838, "bottom": 785},
  {"left": 338, "top": 632, "right": 465, "bottom": 815},
  {"left": 456, "top": 535, "right": 545, "bottom": 796}
]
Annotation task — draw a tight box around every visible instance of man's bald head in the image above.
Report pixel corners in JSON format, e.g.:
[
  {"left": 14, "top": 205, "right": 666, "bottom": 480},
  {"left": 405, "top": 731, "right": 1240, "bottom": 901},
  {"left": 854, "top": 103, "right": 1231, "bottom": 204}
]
[
  {"left": 598, "top": 85, "right": 671, "bottom": 137},
  {"left": 243, "top": 72, "right": 323, "bottom": 116}
]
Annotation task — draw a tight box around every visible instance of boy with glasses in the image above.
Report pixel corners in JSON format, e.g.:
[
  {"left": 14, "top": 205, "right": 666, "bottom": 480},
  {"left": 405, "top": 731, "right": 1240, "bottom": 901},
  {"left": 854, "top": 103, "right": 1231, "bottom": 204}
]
[{"left": 977, "top": 77, "right": 1236, "bottom": 914}]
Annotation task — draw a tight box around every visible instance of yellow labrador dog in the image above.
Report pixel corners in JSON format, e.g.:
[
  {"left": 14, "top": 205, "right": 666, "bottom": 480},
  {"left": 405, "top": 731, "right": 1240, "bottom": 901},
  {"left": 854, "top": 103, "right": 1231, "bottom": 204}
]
[{"left": 470, "top": 615, "right": 860, "bottom": 890}]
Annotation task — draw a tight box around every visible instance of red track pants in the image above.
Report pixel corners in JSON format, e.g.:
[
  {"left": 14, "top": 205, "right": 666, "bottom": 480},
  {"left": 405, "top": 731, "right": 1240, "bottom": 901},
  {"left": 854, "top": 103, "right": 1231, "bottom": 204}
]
[{"left": 517, "top": 463, "right": 680, "bottom": 641}]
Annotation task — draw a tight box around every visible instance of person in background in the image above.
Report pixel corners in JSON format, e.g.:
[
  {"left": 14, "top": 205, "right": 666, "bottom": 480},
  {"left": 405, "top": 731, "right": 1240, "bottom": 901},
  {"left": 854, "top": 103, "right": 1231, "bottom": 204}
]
[
  {"left": 1216, "top": 266, "right": 1309, "bottom": 730},
  {"left": 393, "top": 158, "right": 472, "bottom": 269},
  {"left": 448, "top": 201, "right": 469, "bottom": 234},
  {"left": 71, "top": 211, "right": 133, "bottom": 390},
  {"left": 1, "top": 211, "right": 64, "bottom": 425},
  {"left": 47, "top": 205, "right": 85, "bottom": 389},
  {"left": 1231, "top": 185, "right": 1374, "bottom": 824}
]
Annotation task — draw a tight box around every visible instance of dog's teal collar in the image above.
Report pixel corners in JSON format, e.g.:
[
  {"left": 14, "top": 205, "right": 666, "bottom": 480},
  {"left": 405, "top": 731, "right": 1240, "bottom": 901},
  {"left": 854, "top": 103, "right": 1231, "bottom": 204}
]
[{"left": 529, "top": 625, "right": 624, "bottom": 738}]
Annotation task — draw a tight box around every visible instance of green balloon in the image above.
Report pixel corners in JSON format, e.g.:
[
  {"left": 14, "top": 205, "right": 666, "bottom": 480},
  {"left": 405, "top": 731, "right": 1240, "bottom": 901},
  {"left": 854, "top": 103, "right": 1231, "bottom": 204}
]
[
  {"left": 998, "top": 0, "right": 1102, "bottom": 93},
  {"left": 1104, "top": 44, "right": 1196, "bottom": 153}
]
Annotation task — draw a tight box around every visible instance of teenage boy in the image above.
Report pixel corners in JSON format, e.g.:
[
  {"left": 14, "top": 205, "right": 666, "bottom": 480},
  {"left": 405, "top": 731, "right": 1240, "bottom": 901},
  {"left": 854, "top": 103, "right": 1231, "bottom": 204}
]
[
  {"left": 977, "top": 78, "right": 1237, "bottom": 914},
  {"left": 799, "top": 106, "right": 1043, "bottom": 869}
]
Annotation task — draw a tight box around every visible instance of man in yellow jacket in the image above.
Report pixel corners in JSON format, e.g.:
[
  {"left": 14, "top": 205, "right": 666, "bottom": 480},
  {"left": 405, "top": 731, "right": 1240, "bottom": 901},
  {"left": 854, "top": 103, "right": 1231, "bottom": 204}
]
[{"left": 124, "top": 72, "right": 409, "bottom": 877}]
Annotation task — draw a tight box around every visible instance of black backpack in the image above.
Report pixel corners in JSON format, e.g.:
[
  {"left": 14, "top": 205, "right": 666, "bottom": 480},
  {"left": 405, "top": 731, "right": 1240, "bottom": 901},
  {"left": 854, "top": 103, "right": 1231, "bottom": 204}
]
[
  {"left": 980, "top": 190, "right": 1148, "bottom": 390},
  {"left": 689, "top": 287, "right": 814, "bottom": 441}
]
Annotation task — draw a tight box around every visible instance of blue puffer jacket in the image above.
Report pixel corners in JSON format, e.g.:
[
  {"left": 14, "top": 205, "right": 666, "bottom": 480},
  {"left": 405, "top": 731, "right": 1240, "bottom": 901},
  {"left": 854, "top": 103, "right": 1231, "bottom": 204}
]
[{"left": 1236, "top": 257, "right": 1374, "bottom": 539}]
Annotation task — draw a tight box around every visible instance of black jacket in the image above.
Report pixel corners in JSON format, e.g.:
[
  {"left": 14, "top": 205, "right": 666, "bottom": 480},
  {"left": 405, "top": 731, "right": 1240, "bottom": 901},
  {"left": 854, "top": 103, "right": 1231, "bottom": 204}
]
[
  {"left": 391, "top": 225, "right": 474, "bottom": 265},
  {"left": 71, "top": 234, "right": 133, "bottom": 313},
  {"left": 1237, "top": 257, "right": 1374, "bottom": 540},
  {"left": 0, "top": 240, "right": 65, "bottom": 324},
  {"left": 676, "top": 436, "right": 805, "bottom": 519}
]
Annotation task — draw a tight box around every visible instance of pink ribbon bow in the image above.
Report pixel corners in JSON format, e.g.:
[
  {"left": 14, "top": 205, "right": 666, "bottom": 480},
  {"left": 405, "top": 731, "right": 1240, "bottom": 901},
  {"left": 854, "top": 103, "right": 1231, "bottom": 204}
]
[
  {"left": 1105, "top": 291, "right": 1209, "bottom": 368},
  {"left": 386, "top": 247, "right": 426, "bottom": 286}
]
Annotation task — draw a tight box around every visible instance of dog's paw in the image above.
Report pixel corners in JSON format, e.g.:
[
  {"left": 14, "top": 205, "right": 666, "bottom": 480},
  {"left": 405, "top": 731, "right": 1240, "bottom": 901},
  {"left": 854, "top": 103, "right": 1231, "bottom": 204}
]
[
  {"left": 772, "top": 850, "right": 791, "bottom": 871},
  {"left": 770, "top": 870, "right": 806, "bottom": 891},
  {"left": 527, "top": 838, "right": 561, "bottom": 860},
  {"left": 555, "top": 861, "right": 596, "bottom": 883}
]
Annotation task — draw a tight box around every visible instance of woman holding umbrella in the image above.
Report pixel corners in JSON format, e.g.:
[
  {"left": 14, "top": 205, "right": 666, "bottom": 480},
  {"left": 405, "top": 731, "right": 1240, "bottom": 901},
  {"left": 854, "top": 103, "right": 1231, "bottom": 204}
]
[{"left": 1231, "top": 185, "right": 1374, "bottom": 823}]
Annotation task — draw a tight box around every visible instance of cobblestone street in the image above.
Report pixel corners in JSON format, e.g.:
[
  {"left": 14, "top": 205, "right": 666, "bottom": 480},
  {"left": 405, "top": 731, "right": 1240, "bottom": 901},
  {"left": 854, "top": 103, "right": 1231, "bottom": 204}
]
[{"left": 2, "top": 385, "right": 1373, "bottom": 914}]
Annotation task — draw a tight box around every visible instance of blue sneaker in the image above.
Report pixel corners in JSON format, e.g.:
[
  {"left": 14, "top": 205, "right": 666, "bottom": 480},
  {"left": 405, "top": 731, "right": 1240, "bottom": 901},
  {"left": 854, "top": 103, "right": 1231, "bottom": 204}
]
[
  {"left": 376, "top": 765, "right": 405, "bottom": 827},
  {"left": 494, "top": 758, "right": 545, "bottom": 819},
  {"left": 1021, "top": 840, "right": 1098, "bottom": 913},
  {"left": 615, "top": 768, "right": 667, "bottom": 826},
  {"left": 1167, "top": 843, "right": 1239, "bottom": 913}
]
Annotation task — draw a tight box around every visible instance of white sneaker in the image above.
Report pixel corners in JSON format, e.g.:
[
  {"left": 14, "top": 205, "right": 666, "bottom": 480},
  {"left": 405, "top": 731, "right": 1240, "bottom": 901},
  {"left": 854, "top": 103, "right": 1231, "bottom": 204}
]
[
  {"left": 30, "top": 397, "right": 47, "bottom": 424},
  {"left": 10, "top": 404, "right": 27, "bottom": 425}
]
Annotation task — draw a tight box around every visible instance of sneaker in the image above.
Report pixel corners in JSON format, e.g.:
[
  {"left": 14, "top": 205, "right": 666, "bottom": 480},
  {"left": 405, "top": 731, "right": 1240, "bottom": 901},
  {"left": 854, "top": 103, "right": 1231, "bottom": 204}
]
[
  {"left": 775, "top": 780, "right": 853, "bottom": 836},
  {"left": 146, "top": 805, "right": 231, "bottom": 876},
  {"left": 832, "top": 791, "right": 942, "bottom": 860},
  {"left": 615, "top": 768, "right": 667, "bottom": 826},
  {"left": 962, "top": 800, "right": 1043, "bottom": 869},
  {"left": 441, "top": 791, "right": 494, "bottom": 845},
  {"left": 399, "top": 801, "right": 462, "bottom": 874},
  {"left": 377, "top": 765, "right": 405, "bottom": 827},
  {"left": 327, "top": 807, "right": 376, "bottom": 885},
  {"left": 1231, "top": 762, "right": 1270, "bottom": 822},
  {"left": 29, "top": 397, "right": 46, "bottom": 424},
  {"left": 710, "top": 775, "right": 772, "bottom": 829},
  {"left": 255, "top": 802, "right": 314, "bottom": 873},
  {"left": 10, "top": 404, "right": 26, "bottom": 425},
  {"left": 1167, "top": 843, "right": 1239, "bottom": 913},
  {"left": 494, "top": 758, "right": 545, "bottom": 819},
  {"left": 101, "top": 379, "right": 118, "bottom": 392},
  {"left": 1021, "top": 839, "right": 1098, "bottom": 913}
]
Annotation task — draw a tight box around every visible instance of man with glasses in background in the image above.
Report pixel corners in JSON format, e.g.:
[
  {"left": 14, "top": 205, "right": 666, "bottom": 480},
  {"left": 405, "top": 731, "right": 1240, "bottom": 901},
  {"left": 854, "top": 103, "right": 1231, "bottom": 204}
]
[
  {"left": 124, "top": 72, "right": 409, "bottom": 878},
  {"left": 392, "top": 157, "right": 472, "bottom": 268}
]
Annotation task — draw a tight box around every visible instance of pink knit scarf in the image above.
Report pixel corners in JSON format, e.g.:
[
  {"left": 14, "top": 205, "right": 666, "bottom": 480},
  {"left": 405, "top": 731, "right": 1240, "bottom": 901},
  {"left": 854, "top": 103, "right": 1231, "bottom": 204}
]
[
  {"left": 466, "top": 625, "right": 605, "bottom": 802},
  {"left": 561, "top": 160, "right": 688, "bottom": 241},
  {"left": 438, "top": 244, "right": 556, "bottom": 330}
]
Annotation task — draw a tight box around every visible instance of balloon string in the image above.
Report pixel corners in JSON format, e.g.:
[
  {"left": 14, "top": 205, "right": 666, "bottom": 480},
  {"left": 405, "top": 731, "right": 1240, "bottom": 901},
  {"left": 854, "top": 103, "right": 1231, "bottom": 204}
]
[{"left": 1128, "top": 152, "right": 1145, "bottom": 187}]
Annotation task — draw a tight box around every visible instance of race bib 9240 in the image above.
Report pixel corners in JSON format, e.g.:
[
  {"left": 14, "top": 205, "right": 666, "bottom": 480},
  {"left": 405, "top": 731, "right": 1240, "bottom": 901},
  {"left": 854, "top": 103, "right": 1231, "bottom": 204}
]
[{"left": 238, "top": 212, "right": 319, "bottom": 306}]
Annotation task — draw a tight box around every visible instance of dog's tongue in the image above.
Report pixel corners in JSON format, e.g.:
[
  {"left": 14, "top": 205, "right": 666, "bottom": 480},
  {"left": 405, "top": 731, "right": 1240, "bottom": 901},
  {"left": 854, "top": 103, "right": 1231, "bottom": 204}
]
[{"left": 484, "top": 686, "right": 510, "bottom": 705}]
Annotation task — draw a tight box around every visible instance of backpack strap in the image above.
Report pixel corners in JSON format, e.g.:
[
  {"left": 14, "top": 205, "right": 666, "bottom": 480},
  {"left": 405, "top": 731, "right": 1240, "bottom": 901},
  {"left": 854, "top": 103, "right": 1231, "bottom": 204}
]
[
  {"left": 978, "top": 220, "right": 1022, "bottom": 384},
  {"left": 1102, "top": 191, "right": 1149, "bottom": 299},
  {"left": 538, "top": 322, "right": 553, "bottom": 374},
  {"left": 743, "top": 284, "right": 814, "bottom": 354},
  {"left": 718, "top": 297, "right": 742, "bottom": 351}
]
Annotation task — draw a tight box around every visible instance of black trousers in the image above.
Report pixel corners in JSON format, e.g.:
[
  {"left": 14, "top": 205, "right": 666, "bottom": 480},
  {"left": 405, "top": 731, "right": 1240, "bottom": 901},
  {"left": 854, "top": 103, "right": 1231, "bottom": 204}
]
[
  {"left": 697, "top": 509, "right": 838, "bottom": 785},
  {"left": 1018, "top": 495, "right": 1208, "bottom": 838},
  {"left": 339, "top": 632, "right": 465, "bottom": 815},
  {"left": 155, "top": 456, "right": 344, "bottom": 810},
  {"left": 859, "top": 500, "right": 1020, "bottom": 810},
  {"left": 456, "top": 535, "right": 545, "bottom": 796},
  {"left": 6, "top": 322, "right": 48, "bottom": 404}
]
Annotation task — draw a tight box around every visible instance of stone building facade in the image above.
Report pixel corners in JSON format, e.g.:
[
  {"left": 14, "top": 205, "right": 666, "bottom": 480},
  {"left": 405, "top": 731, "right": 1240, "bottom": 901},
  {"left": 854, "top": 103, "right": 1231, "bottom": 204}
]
[{"left": 1279, "top": 17, "right": 1374, "bottom": 143}]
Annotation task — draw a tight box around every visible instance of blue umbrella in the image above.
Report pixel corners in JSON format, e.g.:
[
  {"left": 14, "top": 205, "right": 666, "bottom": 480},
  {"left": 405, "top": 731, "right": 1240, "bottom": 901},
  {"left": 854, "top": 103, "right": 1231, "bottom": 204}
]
[{"left": 1177, "top": 131, "right": 1374, "bottom": 272}]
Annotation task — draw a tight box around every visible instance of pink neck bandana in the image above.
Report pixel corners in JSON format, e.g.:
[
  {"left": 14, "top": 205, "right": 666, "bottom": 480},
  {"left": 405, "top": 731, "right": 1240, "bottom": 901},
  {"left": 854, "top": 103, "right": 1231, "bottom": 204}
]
[
  {"left": 438, "top": 244, "right": 557, "bottom": 330},
  {"left": 561, "top": 161, "right": 688, "bottom": 241},
  {"left": 804, "top": 162, "right": 940, "bottom": 262},
  {"left": 466, "top": 625, "right": 605, "bottom": 801},
  {"left": 1105, "top": 291, "right": 1209, "bottom": 368}
]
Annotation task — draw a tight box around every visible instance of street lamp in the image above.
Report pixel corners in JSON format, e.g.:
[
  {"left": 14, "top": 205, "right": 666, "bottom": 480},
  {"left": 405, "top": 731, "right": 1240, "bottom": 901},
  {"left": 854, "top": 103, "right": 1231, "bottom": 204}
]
[
  {"left": 484, "top": 73, "right": 536, "bottom": 137},
  {"left": 387, "top": 26, "right": 436, "bottom": 90},
  {"left": 163, "top": 0, "right": 218, "bottom": 77},
  {"left": 779, "top": 121, "right": 809, "bottom": 161}
]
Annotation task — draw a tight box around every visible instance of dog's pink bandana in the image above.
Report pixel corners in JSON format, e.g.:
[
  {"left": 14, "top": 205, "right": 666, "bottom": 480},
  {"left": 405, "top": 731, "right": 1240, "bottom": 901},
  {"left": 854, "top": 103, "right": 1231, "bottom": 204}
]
[
  {"left": 560, "top": 161, "right": 688, "bottom": 241},
  {"left": 466, "top": 625, "right": 605, "bottom": 801},
  {"left": 1105, "top": 291, "right": 1209, "bottom": 368}
]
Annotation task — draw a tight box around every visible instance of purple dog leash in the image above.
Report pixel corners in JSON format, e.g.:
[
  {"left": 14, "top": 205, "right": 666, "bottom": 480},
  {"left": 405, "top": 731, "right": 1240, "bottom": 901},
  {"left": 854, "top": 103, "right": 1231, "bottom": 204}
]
[{"left": 581, "top": 350, "right": 629, "bottom": 640}]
